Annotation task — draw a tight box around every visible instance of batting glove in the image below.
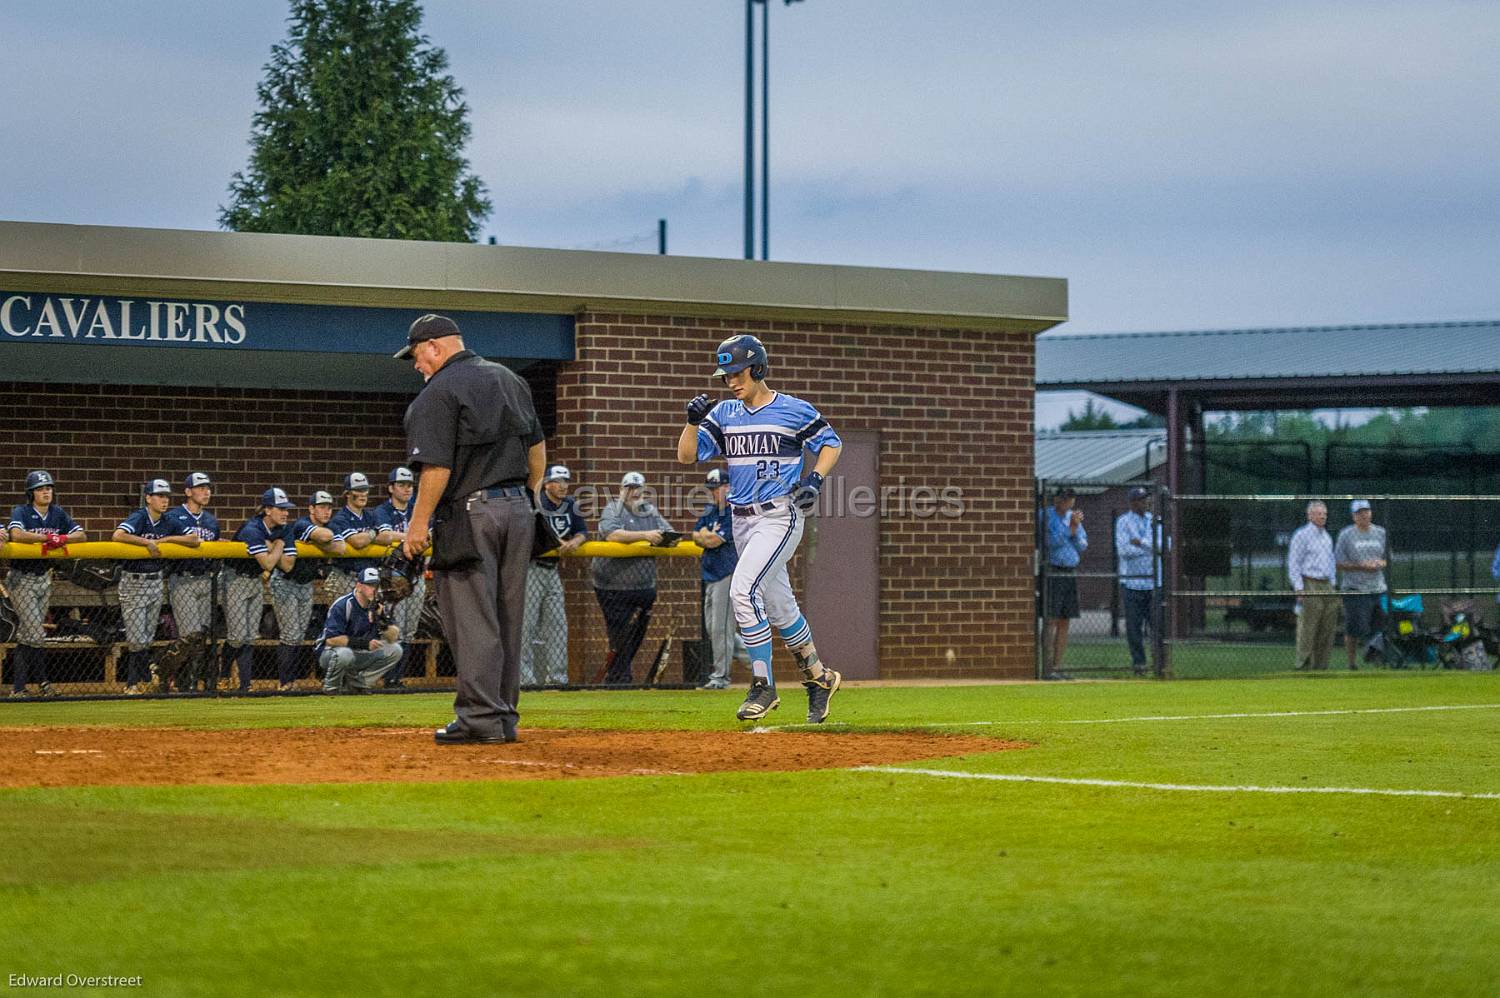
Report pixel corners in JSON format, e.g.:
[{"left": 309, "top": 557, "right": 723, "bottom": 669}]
[
  {"left": 685, "top": 393, "right": 714, "bottom": 425},
  {"left": 42, "top": 532, "right": 69, "bottom": 553},
  {"left": 791, "top": 472, "right": 824, "bottom": 512}
]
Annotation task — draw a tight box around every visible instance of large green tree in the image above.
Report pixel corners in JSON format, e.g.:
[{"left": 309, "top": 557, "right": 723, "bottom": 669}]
[{"left": 220, "top": 0, "right": 491, "bottom": 241}]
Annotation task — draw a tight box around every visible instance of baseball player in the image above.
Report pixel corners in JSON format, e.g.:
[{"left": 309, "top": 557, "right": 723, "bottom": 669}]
[
  {"left": 676, "top": 334, "right": 844, "bottom": 723},
  {"left": 521, "top": 464, "right": 588, "bottom": 685},
  {"left": 7, "top": 471, "right": 87, "bottom": 697},
  {"left": 111, "top": 478, "right": 202, "bottom": 694},
  {"left": 270, "top": 490, "right": 345, "bottom": 691},
  {"left": 372, "top": 466, "right": 425, "bottom": 687},
  {"left": 692, "top": 468, "right": 740, "bottom": 689},
  {"left": 316, "top": 565, "right": 402, "bottom": 694},
  {"left": 162, "top": 472, "right": 221, "bottom": 692},
  {"left": 327, "top": 472, "right": 380, "bottom": 596},
  {"left": 221, "top": 488, "right": 296, "bottom": 692}
]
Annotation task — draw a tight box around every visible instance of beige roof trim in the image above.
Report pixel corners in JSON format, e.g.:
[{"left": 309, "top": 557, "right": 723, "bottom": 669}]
[{"left": 0, "top": 220, "right": 1067, "bottom": 334}]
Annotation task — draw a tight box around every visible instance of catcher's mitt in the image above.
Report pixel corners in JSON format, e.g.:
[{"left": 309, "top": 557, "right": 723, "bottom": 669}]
[{"left": 378, "top": 549, "right": 426, "bottom": 605}]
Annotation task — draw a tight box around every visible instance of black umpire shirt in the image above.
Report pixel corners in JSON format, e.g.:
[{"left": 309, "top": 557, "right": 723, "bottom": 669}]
[{"left": 403, "top": 350, "right": 544, "bottom": 501}]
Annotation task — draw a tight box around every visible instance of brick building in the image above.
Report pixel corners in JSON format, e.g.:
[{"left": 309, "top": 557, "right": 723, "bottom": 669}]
[{"left": 0, "top": 221, "right": 1065, "bottom": 680}]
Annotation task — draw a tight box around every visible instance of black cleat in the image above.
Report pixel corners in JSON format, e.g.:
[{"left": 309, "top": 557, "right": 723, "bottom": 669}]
[
  {"left": 803, "top": 669, "right": 841, "bottom": 724},
  {"left": 735, "top": 679, "right": 780, "bottom": 721}
]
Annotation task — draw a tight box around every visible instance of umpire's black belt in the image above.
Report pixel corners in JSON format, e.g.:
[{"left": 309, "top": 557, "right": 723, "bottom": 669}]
[
  {"left": 1048, "top": 566, "right": 1076, "bottom": 573},
  {"left": 467, "top": 483, "right": 529, "bottom": 501}
]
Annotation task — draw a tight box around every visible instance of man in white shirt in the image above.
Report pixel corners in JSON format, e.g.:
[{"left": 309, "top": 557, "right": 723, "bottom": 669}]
[
  {"left": 1114, "top": 486, "right": 1159, "bottom": 676},
  {"left": 1287, "top": 500, "right": 1338, "bottom": 670}
]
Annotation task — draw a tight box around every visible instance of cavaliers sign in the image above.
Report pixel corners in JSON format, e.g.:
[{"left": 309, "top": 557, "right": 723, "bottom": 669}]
[{"left": 0, "top": 291, "right": 573, "bottom": 358}]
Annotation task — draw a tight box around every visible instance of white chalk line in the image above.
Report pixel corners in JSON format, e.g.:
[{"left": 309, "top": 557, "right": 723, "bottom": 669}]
[
  {"left": 34, "top": 749, "right": 104, "bottom": 755},
  {"left": 855, "top": 766, "right": 1500, "bottom": 800},
  {"left": 751, "top": 703, "right": 1500, "bottom": 732}
]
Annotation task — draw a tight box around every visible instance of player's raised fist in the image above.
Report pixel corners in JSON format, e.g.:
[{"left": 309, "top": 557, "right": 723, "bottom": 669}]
[
  {"left": 791, "top": 472, "right": 824, "bottom": 512},
  {"left": 685, "top": 393, "right": 713, "bottom": 425}
]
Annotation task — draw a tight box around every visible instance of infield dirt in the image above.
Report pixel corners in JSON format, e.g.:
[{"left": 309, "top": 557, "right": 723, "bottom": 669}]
[{"left": 3, "top": 726, "right": 1024, "bottom": 788}]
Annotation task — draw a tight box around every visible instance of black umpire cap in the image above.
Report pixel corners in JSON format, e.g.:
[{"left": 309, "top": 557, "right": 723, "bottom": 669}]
[{"left": 394, "top": 314, "right": 460, "bottom": 359}]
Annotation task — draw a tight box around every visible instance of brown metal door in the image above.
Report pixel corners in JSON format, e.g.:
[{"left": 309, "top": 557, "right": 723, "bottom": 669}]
[{"left": 802, "top": 430, "right": 880, "bottom": 678}]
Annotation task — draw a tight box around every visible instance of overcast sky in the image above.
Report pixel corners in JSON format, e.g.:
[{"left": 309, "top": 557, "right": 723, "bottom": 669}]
[{"left": 6, "top": 0, "right": 1498, "bottom": 383}]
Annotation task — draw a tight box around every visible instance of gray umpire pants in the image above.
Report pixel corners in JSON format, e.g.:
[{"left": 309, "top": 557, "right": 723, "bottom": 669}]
[
  {"left": 438, "top": 493, "right": 534, "bottom": 737},
  {"left": 521, "top": 562, "right": 568, "bottom": 685},
  {"left": 703, "top": 575, "right": 736, "bottom": 685}
]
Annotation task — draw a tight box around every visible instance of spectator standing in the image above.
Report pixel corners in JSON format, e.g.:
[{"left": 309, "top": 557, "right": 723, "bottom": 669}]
[
  {"left": 112, "top": 478, "right": 200, "bottom": 694},
  {"left": 1335, "top": 499, "right": 1389, "bottom": 669},
  {"left": 373, "top": 466, "right": 425, "bottom": 688},
  {"left": 8, "top": 471, "right": 86, "bottom": 697},
  {"left": 328, "top": 473, "right": 380, "bottom": 595},
  {"left": 521, "top": 464, "right": 588, "bottom": 686},
  {"left": 693, "top": 468, "right": 739, "bottom": 689},
  {"left": 1113, "top": 485, "right": 1159, "bottom": 676},
  {"left": 592, "top": 471, "right": 674, "bottom": 684},
  {"left": 222, "top": 488, "right": 295, "bottom": 692},
  {"left": 163, "top": 471, "right": 220, "bottom": 692},
  {"left": 1042, "top": 486, "right": 1087, "bottom": 679},
  {"left": 271, "top": 491, "right": 344, "bottom": 691},
  {"left": 1287, "top": 500, "right": 1338, "bottom": 671}
]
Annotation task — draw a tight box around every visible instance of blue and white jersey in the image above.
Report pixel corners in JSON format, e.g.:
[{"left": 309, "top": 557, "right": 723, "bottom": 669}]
[
  {"left": 372, "top": 498, "right": 419, "bottom": 534},
  {"left": 117, "top": 508, "right": 174, "bottom": 574},
  {"left": 276, "top": 517, "right": 327, "bottom": 583},
  {"left": 163, "top": 504, "right": 220, "bottom": 576},
  {"left": 8, "top": 504, "right": 83, "bottom": 575},
  {"left": 232, "top": 515, "right": 292, "bottom": 576},
  {"left": 328, "top": 506, "right": 379, "bottom": 572},
  {"left": 696, "top": 393, "right": 841, "bottom": 506}
]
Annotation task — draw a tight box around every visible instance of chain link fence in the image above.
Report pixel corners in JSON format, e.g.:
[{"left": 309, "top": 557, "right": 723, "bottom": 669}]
[
  {"left": 1038, "top": 483, "right": 1500, "bottom": 680},
  {"left": 2, "top": 544, "right": 710, "bottom": 698}
]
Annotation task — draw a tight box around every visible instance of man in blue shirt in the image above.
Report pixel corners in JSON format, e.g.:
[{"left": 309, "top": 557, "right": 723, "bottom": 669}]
[
  {"left": 1113, "top": 486, "right": 1159, "bottom": 677},
  {"left": 328, "top": 472, "right": 380, "bottom": 596},
  {"left": 692, "top": 468, "right": 739, "bottom": 689},
  {"left": 522, "top": 464, "right": 588, "bottom": 686},
  {"left": 222, "top": 488, "right": 296, "bottom": 693},
  {"left": 1043, "top": 486, "right": 1087, "bottom": 679},
  {"left": 112, "top": 478, "right": 202, "bottom": 694},
  {"left": 271, "top": 491, "right": 345, "bottom": 691},
  {"left": 163, "top": 471, "right": 220, "bottom": 692},
  {"left": 7, "top": 471, "right": 87, "bottom": 697},
  {"left": 317, "top": 566, "right": 402, "bottom": 693}
]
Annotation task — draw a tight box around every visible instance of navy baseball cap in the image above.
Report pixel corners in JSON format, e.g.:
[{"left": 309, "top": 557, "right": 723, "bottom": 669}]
[
  {"left": 24, "top": 470, "right": 54, "bottom": 492},
  {"left": 545, "top": 464, "right": 572, "bottom": 483},
  {"left": 344, "top": 472, "right": 371, "bottom": 492},
  {"left": 705, "top": 469, "right": 727, "bottom": 487},
  {"left": 185, "top": 472, "right": 212, "bottom": 489},
  {"left": 389, "top": 466, "right": 415, "bottom": 484},
  {"left": 309, "top": 490, "right": 335, "bottom": 507},
  {"left": 1128, "top": 486, "right": 1151, "bottom": 500},
  {"left": 144, "top": 478, "right": 172, "bottom": 497},
  {"left": 260, "top": 487, "right": 295, "bottom": 510},
  {"left": 357, "top": 567, "right": 381, "bottom": 585},
  {"left": 394, "top": 313, "right": 460, "bottom": 359}
]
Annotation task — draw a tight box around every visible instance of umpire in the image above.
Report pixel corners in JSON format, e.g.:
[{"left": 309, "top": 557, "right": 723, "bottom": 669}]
[{"left": 396, "top": 314, "right": 545, "bottom": 745}]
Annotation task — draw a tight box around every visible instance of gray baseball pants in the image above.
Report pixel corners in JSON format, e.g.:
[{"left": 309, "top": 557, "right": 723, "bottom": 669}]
[
  {"left": 703, "top": 575, "right": 736, "bottom": 686},
  {"left": 521, "top": 562, "right": 568, "bottom": 685},
  {"left": 320, "top": 642, "right": 402, "bottom": 692},
  {"left": 437, "top": 493, "right": 534, "bottom": 738}
]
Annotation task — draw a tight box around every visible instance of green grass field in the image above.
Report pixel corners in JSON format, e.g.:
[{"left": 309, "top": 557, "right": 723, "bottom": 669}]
[{"left": 3, "top": 675, "right": 1498, "bottom": 997}]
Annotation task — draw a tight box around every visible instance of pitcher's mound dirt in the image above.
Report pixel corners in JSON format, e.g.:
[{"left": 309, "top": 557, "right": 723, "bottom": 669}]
[{"left": 4, "top": 726, "right": 1025, "bottom": 788}]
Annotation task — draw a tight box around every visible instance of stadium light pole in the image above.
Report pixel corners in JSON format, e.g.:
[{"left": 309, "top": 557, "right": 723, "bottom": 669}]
[{"left": 745, "top": 0, "right": 804, "bottom": 261}]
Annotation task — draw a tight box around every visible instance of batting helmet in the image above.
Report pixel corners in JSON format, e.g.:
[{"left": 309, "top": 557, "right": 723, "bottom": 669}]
[
  {"left": 24, "top": 470, "right": 55, "bottom": 495},
  {"left": 712, "top": 334, "right": 769, "bottom": 380}
]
